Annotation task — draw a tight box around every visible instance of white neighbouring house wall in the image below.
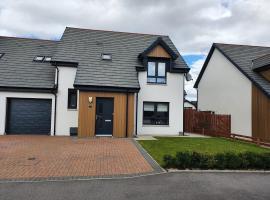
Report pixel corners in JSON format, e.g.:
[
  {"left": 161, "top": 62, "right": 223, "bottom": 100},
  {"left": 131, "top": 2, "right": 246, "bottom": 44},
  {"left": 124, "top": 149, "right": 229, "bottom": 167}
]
[
  {"left": 137, "top": 72, "right": 184, "bottom": 135},
  {"left": 55, "top": 66, "right": 78, "bottom": 136},
  {"left": 0, "top": 92, "right": 55, "bottom": 135},
  {"left": 197, "top": 49, "right": 252, "bottom": 136},
  {"left": 184, "top": 101, "right": 196, "bottom": 109}
]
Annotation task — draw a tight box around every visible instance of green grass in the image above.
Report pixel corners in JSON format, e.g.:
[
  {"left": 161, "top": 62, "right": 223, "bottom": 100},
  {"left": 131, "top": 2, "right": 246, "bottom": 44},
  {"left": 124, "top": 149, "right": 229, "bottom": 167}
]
[{"left": 138, "top": 137, "right": 270, "bottom": 166}]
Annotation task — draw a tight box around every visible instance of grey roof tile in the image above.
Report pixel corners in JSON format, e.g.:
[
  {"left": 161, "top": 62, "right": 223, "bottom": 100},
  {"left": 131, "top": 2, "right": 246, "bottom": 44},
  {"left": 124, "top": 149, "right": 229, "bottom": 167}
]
[
  {"left": 53, "top": 27, "right": 188, "bottom": 89},
  {"left": 195, "top": 43, "right": 270, "bottom": 97},
  {"left": 0, "top": 36, "right": 57, "bottom": 89},
  {"left": 252, "top": 53, "right": 270, "bottom": 71}
]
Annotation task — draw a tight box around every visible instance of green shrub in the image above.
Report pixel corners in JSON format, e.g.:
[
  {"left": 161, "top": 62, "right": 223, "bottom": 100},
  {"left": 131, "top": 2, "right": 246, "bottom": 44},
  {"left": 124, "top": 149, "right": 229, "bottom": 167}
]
[
  {"left": 163, "top": 151, "right": 270, "bottom": 170},
  {"left": 163, "top": 155, "right": 175, "bottom": 168},
  {"left": 175, "top": 152, "right": 193, "bottom": 169}
]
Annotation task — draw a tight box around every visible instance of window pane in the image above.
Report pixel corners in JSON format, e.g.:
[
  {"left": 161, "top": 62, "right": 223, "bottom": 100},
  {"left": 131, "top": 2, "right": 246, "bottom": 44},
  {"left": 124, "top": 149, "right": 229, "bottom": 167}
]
[
  {"left": 44, "top": 57, "right": 52, "bottom": 62},
  {"left": 68, "top": 89, "right": 77, "bottom": 109},
  {"left": 148, "top": 62, "right": 156, "bottom": 76},
  {"left": 157, "top": 103, "right": 168, "bottom": 112},
  {"left": 34, "top": 56, "right": 44, "bottom": 61},
  {"left": 144, "top": 103, "right": 154, "bottom": 111},
  {"left": 70, "top": 94, "right": 77, "bottom": 107},
  {"left": 156, "top": 119, "right": 168, "bottom": 125},
  {"left": 158, "top": 62, "right": 166, "bottom": 76},
  {"left": 157, "top": 78, "right": 166, "bottom": 84},
  {"left": 147, "top": 77, "right": 156, "bottom": 83}
]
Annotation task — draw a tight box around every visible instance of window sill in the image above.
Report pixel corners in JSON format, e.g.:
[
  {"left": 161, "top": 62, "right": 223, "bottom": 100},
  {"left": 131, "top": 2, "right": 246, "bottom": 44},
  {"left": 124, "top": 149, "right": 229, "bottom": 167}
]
[
  {"left": 67, "top": 108, "right": 78, "bottom": 111},
  {"left": 147, "top": 83, "right": 167, "bottom": 86},
  {"left": 142, "top": 124, "right": 169, "bottom": 127}
]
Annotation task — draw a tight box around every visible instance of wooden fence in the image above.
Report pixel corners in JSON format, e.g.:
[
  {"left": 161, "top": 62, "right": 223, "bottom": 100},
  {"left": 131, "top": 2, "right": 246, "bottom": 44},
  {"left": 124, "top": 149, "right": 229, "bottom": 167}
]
[
  {"left": 184, "top": 108, "right": 270, "bottom": 147},
  {"left": 184, "top": 108, "right": 231, "bottom": 136}
]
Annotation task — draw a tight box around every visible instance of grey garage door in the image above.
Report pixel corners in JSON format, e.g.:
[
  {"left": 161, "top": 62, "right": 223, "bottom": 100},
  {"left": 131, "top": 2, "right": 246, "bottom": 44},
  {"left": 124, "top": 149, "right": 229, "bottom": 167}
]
[{"left": 6, "top": 98, "right": 52, "bottom": 135}]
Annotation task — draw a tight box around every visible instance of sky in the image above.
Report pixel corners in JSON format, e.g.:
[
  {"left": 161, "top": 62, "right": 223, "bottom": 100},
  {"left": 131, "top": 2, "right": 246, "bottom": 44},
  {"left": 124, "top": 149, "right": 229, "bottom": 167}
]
[{"left": 0, "top": 0, "right": 270, "bottom": 100}]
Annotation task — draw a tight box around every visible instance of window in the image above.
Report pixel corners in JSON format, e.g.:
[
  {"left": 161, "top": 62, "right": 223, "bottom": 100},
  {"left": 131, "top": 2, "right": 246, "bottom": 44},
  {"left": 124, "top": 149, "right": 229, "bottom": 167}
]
[
  {"left": 44, "top": 56, "right": 52, "bottom": 62},
  {"left": 147, "top": 61, "right": 166, "bottom": 84},
  {"left": 143, "top": 102, "right": 169, "bottom": 125},
  {"left": 0, "top": 53, "right": 4, "bottom": 59},
  {"left": 33, "top": 56, "right": 44, "bottom": 62},
  {"left": 101, "top": 53, "right": 112, "bottom": 60},
  {"left": 68, "top": 89, "right": 77, "bottom": 109}
]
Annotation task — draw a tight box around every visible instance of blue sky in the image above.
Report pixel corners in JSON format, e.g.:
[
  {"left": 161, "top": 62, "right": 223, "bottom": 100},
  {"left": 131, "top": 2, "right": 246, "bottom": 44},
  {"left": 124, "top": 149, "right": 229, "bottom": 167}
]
[
  {"left": 0, "top": 0, "right": 269, "bottom": 100},
  {"left": 182, "top": 54, "right": 205, "bottom": 67}
]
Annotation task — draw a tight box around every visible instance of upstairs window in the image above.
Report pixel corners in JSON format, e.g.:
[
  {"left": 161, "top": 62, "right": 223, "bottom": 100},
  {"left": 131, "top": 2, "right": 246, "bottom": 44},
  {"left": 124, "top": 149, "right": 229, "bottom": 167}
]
[
  {"left": 68, "top": 89, "right": 77, "bottom": 109},
  {"left": 143, "top": 102, "right": 169, "bottom": 125},
  {"left": 0, "top": 53, "right": 5, "bottom": 59},
  {"left": 101, "top": 53, "right": 112, "bottom": 60},
  {"left": 33, "top": 56, "right": 44, "bottom": 62},
  {"left": 147, "top": 61, "right": 166, "bottom": 84}
]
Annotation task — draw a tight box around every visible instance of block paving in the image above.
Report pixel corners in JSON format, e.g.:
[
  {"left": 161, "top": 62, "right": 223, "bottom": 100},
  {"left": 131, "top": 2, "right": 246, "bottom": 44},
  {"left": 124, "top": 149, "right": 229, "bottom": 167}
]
[{"left": 0, "top": 136, "right": 154, "bottom": 180}]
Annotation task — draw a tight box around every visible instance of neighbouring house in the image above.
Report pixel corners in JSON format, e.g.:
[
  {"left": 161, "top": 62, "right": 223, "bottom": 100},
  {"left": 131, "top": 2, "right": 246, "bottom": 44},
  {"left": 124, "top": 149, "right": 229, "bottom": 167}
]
[
  {"left": 194, "top": 43, "right": 270, "bottom": 142},
  {"left": 0, "top": 27, "right": 189, "bottom": 137},
  {"left": 184, "top": 99, "right": 197, "bottom": 109}
]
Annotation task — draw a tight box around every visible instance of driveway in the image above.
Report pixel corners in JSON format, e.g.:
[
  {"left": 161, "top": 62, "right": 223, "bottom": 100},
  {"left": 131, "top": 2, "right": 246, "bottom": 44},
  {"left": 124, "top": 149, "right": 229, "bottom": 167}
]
[
  {"left": 0, "top": 136, "right": 159, "bottom": 180},
  {"left": 0, "top": 172, "right": 270, "bottom": 200}
]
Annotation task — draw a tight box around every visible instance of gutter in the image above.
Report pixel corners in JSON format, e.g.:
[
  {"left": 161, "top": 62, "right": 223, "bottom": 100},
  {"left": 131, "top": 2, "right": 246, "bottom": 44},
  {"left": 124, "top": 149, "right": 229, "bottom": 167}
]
[{"left": 182, "top": 73, "right": 186, "bottom": 136}]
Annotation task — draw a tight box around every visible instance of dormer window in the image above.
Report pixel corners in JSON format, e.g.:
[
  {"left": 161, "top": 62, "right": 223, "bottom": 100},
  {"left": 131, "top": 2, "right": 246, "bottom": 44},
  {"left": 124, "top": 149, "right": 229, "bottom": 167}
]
[
  {"left": 101, "top": 53, "right": 112, "bottom": 61},
  {"left": 33, "top": 56, "right": 44, "bottom": 62},
  {"left": 147, "top": 60, "right": 167, "bottom": 84}
]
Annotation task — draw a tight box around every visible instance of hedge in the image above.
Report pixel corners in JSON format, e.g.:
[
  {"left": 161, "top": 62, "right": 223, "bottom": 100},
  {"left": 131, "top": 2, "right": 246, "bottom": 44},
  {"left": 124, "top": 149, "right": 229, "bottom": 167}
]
[{"left": 163, "top": 151, "right": 270, "bottom": 170}]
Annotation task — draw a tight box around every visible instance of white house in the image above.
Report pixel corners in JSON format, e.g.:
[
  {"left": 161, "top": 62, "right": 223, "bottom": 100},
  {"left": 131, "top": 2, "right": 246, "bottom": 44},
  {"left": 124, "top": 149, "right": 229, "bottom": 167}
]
[
  {"left": 194, "top": 43, "right": 270, "bottom": 142},
  {"left": 0, "top": 27, "right": 189, "bottom": 137}
]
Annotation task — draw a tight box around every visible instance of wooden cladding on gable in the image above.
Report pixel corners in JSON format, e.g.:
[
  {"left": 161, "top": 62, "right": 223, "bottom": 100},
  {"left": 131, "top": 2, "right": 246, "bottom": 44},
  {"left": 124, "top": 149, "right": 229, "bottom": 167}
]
[
  {"left": 252, "top": 84, "right": 270, "bottom": 142},
  {"left": 147, "top": 45, "right": 171, "bottom": 58},
  {"left": 78, "top": 91, "right": 135, "bottom": 138},
  {"left": 260, "top": 69, "right": 270, "bottom": 82}
]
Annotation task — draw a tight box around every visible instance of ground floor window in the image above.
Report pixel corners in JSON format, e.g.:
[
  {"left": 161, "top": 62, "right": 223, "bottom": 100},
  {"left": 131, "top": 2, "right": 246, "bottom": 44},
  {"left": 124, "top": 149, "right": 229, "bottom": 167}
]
[
  {"left": 143, "top": 102, "right": 169, "bottom": 125},
  {"left": 68, "top": 89, "right": 77, "bottom": 109}
]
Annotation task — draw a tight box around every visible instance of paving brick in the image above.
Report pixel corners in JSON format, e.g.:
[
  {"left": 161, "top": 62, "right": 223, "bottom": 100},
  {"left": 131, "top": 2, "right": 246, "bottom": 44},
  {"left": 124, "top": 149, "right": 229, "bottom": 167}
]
[{"left": 0, "top": 136, "right": 153, "bottom": 180}]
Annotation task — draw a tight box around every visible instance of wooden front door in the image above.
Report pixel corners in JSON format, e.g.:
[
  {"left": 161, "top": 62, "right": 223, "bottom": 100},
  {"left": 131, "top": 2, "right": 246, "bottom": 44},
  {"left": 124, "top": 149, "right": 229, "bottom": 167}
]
[{"left": 95, "top": 98, "right": 114, "bottom": 136}]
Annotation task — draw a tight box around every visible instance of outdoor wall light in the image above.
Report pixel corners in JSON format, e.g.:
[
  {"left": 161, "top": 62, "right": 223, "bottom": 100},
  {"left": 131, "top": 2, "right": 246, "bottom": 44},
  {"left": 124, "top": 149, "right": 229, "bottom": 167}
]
[{"left": 88, "top": 97, "right": 93, "bottom": 108}]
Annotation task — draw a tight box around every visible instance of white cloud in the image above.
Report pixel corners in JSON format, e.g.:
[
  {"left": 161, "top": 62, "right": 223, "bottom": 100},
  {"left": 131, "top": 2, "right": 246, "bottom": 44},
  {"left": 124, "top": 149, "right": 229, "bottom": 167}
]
[
  {"left": 185, "top": 58, "right": 206, "bottom": 101},
  {"left": 1, "top": 0, "right": 270, "bottom": 100},
  {"left": 1, "top": 0, "right": 270, "bottom": 54}
]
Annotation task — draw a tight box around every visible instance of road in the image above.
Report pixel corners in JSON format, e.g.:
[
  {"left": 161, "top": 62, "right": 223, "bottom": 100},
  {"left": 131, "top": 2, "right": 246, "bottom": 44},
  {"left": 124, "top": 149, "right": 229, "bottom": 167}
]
[{"left": 0, "top": 172, "right": 270, "bottom": 200}]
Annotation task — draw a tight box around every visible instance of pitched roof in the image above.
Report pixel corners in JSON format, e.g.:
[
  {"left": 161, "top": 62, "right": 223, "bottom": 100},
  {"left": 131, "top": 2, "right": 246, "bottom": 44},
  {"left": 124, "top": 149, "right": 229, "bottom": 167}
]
[
  {"left": 53, "top": 27, "right": 189, "bottom": 89},
  {"left": 0, "top": 36, "right": 57, "bottom": 89},
  {"left": 252, "top": 53, "right": 270, "bottom": 71},
  {"left": 194, "top": 43, "right": 270, "bottom": 98}
]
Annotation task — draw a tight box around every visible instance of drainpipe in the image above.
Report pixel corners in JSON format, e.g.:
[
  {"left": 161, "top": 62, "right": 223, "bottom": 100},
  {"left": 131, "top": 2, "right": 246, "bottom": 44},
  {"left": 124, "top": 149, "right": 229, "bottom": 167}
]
[
  {"left": 125, "top": 92, "right": 129, "bottom": 138},
  {"left": 53, "top": 66, "right": 59, "bottom": 136},
  {"left": 135, "top": 92, "right": 138, "bottom": 136},
  {"left": 182, "top": 73, "right": 185, "bottom": 136}
]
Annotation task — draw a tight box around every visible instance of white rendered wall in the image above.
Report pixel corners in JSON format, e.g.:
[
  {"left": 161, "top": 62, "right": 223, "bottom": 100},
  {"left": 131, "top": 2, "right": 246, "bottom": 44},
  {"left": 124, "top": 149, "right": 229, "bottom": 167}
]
[
  {"left": 184, "top": 102, "right": 196, "bottom": 109},
  {"left": 137, "top": 72, "right": 184, "bottom": 135},
  {"left": 55, "top": 67, "right": 78, "bottom": 136},
  {"left": 0, "top": 92, "right": 55, "bottom": 135},
  {"left": 198, "top": 49, "right": 252, "bottom": 136}
]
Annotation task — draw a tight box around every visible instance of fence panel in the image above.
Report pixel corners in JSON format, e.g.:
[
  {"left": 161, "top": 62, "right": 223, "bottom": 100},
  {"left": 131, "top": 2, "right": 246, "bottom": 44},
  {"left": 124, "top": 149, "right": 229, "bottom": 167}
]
[{"left": 184, "top": 108, "right": 231, "bottom": 136}]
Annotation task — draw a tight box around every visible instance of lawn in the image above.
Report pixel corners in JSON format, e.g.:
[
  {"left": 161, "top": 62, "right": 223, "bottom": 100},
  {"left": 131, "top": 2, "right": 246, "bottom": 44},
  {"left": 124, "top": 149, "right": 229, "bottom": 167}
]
[{"left": 138, "top": 137, "right": 270, "bottom": 166}]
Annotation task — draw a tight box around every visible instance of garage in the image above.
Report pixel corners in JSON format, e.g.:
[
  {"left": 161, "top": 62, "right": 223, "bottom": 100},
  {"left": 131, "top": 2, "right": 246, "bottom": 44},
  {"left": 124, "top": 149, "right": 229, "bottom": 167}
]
[{"left": 5, "top": 98, "right": 52, "bottom": 135}]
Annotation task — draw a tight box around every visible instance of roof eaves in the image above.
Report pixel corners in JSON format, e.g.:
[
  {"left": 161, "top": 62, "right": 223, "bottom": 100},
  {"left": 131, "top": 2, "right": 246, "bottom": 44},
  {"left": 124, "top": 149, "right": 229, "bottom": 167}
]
[
  {"left": 138, "top": 37, "right": 178, "bottom": 60},
  {"left": 194, "top": 43, "right": 270, "bottom": 98},
  {"left": 193, "top": 44, "right": 216, "bottom": 88}
]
